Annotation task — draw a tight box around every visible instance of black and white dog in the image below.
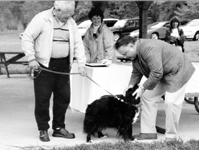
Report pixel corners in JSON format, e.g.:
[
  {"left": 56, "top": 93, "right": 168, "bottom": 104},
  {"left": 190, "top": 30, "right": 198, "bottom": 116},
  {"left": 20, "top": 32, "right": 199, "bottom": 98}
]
[{"left": 83, "top": 84, "right": 141, "bottom": 142}]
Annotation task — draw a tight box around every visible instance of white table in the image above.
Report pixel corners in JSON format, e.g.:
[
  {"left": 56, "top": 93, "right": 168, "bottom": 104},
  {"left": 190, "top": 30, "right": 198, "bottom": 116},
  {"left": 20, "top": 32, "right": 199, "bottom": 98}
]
[
  {"left": 70, "top": 63, "right": 132, "bottom": 112},
  {"left": 70, "top": 62, "right": 199, "bottom": 113}
]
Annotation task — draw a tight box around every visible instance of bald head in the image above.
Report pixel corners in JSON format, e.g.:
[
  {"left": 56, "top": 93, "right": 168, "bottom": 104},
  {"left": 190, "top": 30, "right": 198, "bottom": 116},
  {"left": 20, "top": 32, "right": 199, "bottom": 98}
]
[
  {"left": 54, "top": 1, "right": 75, "bottom": 23},
  {"left": 54, "top": 1, "right": 75, "bottom": 12}
]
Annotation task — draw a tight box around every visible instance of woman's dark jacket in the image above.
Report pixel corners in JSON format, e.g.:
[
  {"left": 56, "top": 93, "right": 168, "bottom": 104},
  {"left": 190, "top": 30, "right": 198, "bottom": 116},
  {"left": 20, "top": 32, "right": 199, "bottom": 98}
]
[{"left": 165, "top": 27, "right": 185, "bottom": 52}]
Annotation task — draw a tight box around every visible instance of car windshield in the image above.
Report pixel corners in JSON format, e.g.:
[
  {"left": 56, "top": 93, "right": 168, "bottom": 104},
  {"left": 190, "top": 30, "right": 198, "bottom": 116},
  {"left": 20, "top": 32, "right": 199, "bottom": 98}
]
[
  {"left": 113, "top": 20, "right": 127, "bottom": 28},
  {"left": 186, "top": 20, "right": 199, "bottom": 26},
  {"left": 78, "top": 20, "right": 91, "bottom": 28},
  {"left": 148, "top": 22, "right": 166, "bottom": 29}
]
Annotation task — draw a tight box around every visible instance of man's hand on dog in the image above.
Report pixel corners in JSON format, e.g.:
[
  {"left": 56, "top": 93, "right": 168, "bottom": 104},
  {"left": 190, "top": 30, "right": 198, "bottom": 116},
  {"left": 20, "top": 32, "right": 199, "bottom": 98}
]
[{"left": 133, "top": 85, "right": 145, "bottom": 99}]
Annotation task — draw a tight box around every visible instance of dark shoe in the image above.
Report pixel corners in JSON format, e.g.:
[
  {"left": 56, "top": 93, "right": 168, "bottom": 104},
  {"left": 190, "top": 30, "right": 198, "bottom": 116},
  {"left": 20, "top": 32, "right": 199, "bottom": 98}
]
[
  {"left": 52, "top": 128, "right": 75, "bottom": 139},
  {"left": 39, "top": 130, "right": 50, "bottom": 142},
  {"left": 134, "top": 133, "right": 157, "bottom": 140}
]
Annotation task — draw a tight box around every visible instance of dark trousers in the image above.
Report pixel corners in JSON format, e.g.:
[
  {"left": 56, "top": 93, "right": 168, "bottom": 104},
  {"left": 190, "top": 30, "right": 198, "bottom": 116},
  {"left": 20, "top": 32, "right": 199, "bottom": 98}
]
[{"left": 34, "top": 57, "right": 70, "bottom": 131}]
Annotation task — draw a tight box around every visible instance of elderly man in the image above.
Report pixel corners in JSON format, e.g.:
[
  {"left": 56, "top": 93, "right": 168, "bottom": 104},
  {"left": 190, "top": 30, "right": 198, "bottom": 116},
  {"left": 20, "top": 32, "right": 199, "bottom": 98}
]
[
  {"left": 21, "top": 1, "right": 86, "bottom": 142},
  {"left": 115, "top": 36, "right": 195, "bottom": 140}
]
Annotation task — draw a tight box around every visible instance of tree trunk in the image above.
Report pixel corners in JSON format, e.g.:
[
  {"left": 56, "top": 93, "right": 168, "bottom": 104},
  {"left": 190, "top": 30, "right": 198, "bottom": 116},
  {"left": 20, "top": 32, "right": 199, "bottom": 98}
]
[
  {"left": 91, "top": 1, "right": 108, "bottom": 12},
  {"left": 136, "top": 1, "right": 153, "bottom": 38}
]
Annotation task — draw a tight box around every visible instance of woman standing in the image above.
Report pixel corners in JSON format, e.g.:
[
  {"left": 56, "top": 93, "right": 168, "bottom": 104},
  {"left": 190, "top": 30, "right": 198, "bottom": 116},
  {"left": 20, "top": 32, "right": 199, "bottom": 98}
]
[
  {"left": 165, "top": 16, "right": 185, "bottom": 52},
  {"left": 83, "top": 7, "right": 116, "bottom": 65}
]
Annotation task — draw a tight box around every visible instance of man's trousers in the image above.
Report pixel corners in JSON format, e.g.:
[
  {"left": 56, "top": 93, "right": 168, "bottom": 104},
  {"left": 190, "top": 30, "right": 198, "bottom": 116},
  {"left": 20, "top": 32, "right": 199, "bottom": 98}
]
[
  {"left": 140, "top": 82, "right": 188, "bottom": 138},
  {"left": 34, "top": 57, "right": 70, "bottom": 131}
]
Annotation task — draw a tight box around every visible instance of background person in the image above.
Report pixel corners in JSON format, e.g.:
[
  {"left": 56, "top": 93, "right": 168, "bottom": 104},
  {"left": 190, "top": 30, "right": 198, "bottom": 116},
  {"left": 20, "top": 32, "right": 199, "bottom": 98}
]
[
  {"left": 83, "top": 7, "right": 117, "bottom": 65},
  {"left": 165, "top": 16, "right": 185, "bottom": 52},
  {"left": 21, "top": 1, "right": 86, "bottom": 142},
  {"left": 115, "top": 36, "right": 195, "bottom": 140}
]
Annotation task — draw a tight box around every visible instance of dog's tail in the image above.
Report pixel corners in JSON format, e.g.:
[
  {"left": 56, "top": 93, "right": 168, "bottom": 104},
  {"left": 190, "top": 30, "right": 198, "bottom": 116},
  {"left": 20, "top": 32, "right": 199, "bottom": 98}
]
[
  {"left": 83, "top": 104, "right": 94, "bottom": 134},
  {"left": 83, "top": 115, "right": 96, "bottom": 134},
  {"left": 156, "top": 126, "right": 166, "bottom": 134}
]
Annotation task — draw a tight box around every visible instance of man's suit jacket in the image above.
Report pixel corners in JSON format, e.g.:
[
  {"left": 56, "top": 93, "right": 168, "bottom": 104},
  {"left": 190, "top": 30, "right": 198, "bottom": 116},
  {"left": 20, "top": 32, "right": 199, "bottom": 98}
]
[{"left": 129, "top": 39, "right": 195, "bottom": 93}]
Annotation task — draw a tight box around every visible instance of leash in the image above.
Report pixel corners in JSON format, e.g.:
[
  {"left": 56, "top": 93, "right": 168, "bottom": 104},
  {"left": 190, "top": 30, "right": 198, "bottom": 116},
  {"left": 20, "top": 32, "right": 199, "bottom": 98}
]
[
  {"left": 40, "top": 67, "right": 80, "bottom": 75},
  {"left": 85, "top": 75, "right": 120, "bottom": 100},
  {"left": 27, "top": 66, "right": 120, "bottom": 100},
  {"left": 26, "top": 67, "right": 80, "bottom": 80}
]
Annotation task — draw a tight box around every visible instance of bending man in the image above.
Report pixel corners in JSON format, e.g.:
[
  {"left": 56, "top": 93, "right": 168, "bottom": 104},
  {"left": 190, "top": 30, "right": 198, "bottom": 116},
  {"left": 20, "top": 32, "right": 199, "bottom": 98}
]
[{"left": 115, "top": 36, "right": 195, "bottom": 140}]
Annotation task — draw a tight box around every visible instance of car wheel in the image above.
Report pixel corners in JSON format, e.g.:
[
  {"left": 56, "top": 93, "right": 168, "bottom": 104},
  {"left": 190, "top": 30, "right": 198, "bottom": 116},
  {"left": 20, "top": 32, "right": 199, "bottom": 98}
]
[
  {"left": 194, "top": 97, "right": 199, "bottom": 113},
  {"left": 151, "top": 33, "right": 159, "bottom": 39},
  {"left": 193, "top": 31, "right": 199, "bottom": 41},
  {"left": 184, "top": 97, "right": 194, "bottom": 104},
  {"left": 114, "top": 33, "right": 120, "bottom": 41}
]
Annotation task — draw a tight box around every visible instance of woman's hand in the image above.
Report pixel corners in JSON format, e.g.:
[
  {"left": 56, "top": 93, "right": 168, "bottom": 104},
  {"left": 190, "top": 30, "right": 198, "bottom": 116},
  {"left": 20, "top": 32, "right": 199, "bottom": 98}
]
[{"left": 101, "top": 59, "right": 112, "bottom": 66}]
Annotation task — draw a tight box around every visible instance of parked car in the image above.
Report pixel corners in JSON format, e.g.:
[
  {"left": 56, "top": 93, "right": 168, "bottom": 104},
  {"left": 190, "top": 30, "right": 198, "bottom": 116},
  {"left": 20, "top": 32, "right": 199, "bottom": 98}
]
[
  {"left": 130, "top": 21, "right": 170, "bottom": 40},
  {"left": 180, "top": 19, "right": 199, "bottom": 41},
  {"left": 180, "top": 19, "right": 190, "bottom": 26},
  {"left": 77, "top": 18, "right": 119, "bottom": 37},
  {"left": 110, "top": 17, "right": 153, "bottom": 41}
]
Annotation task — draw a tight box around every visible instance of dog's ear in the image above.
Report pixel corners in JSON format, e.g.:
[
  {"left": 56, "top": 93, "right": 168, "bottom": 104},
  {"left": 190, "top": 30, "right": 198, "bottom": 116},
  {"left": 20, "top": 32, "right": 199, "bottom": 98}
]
[
  {"left": 125, "top": 84, "right": 140, "bottom": 105},
  {"left": 126, "top": 84, "right": 138, "bottom": 96},
  {"left": 132, "top": 84, "right": 139, "bottom": 92}
]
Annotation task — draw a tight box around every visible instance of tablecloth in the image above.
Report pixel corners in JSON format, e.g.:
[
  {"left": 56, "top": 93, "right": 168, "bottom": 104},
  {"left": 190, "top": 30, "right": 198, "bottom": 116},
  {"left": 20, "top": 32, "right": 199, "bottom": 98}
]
[
  {"left": 70, "top": 63, "right": 132, "bottom": 113},
  {"left": 70, "top": 63, "right": 199, "bottom": 113}
]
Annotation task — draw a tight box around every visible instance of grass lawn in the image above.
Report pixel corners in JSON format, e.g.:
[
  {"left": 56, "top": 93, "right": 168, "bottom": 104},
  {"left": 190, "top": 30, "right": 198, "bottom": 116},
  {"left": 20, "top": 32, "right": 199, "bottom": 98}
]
[
  {"left": 20, "top": 139, "right": 199, "bottom": 150},
  {"left": 0, "top": 30, "right": 27, "bottom": 75},
  {"left": 184, "top": 40, "right": 199, "bottom": 62},
  {"left": 0, "top": 31, "right": 199, "bottom": 75}
]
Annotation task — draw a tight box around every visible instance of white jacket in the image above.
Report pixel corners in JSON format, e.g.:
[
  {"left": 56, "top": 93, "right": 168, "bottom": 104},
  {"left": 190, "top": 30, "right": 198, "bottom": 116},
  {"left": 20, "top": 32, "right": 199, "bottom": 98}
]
[{"left": 21, "top": 8, "right": 86, "bottom": 68}]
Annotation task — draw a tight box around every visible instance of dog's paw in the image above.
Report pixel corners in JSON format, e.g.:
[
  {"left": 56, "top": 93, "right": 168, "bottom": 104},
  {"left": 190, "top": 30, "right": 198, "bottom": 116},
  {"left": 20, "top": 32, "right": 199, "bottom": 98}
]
[
  {"left": 89, "top": 140, "right": 93, "bottom": 143},
  {"left": 130, "top": 137, "right": 135, "bottom": 141},
  {"left": 86, "top": 140, "right": 93, "bottom": 143},
  {"left": 85, "top": 140, "right": 93, "bottom": 144}
]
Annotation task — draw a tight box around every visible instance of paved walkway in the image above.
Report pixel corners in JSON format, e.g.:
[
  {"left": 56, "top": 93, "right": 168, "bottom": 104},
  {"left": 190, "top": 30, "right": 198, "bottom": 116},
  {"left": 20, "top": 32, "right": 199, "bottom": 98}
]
[{"left": 0, "top": 74, "right": 198, "bottom": 150}]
